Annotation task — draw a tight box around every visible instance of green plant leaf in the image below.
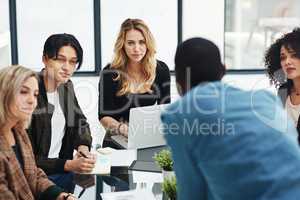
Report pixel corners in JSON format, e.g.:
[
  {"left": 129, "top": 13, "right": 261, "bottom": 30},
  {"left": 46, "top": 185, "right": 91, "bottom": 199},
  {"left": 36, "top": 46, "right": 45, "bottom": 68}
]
[
  {"left": 162, "top": 176, "right": 177, "bottom": 200},
  {"left": 153, "top": 149, "right": 173, "bottom": 171}
]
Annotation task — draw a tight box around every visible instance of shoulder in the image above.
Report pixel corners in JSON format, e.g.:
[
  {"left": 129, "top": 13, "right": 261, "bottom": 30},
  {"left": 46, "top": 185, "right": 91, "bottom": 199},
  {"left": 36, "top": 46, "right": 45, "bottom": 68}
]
[
  {"left": 100, "top": 63, "right": 118, "bottom": 80},
  {"left": 155, "top": 60, "right": 170, "bottom": 82},
  {"left": 156, "top": 60, "right": 170, "bottom": 73},
  {"left": 278, "top": 82, "right": 289, "bottom": 100},
  {"left": 161, "top": 100, "right": 181, "bottom": 125},
  {"left": 18, "top": 129, "right": 32, "bottom": 146},
  {"left": 279, "top": 82, "right": 289, "bottom": 90},
  {"left": 60, "top": 79, "right": 75, "bottom": 92},
  {"left": 103, "top": 63, "right": 112, "bottom": 71}
]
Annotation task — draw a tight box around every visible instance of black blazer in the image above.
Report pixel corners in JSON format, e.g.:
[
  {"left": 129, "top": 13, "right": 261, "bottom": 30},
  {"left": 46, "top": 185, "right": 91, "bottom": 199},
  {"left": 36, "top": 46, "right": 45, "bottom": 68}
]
[
  {"left": 278, "top": 82, "right": 300, "bottom": 144},
  {"left": 27, "top": 71, "right": 92, "bottom": 175}
]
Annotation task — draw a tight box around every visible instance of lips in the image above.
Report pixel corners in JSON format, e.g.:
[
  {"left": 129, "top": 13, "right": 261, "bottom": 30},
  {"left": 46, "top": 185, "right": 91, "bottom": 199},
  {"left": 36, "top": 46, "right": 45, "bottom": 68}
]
[
  {"left": 132, "top": 54, "right": 141, "bottom": 57},
  {"left": 286, "top": 67, "right": 296, "bottom": 74},
  {"left": 20, "top": 108, "right": 34, "bottom": 114},
  {"left": 60, "top": 73, "right": 70, "bottom": 78}
]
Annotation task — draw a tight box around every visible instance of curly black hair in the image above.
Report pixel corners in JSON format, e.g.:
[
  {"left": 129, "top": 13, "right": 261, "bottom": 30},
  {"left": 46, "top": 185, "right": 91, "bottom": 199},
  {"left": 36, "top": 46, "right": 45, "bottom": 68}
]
[{"left": 265, "top": 27, "right": 300, "bottom": 88}]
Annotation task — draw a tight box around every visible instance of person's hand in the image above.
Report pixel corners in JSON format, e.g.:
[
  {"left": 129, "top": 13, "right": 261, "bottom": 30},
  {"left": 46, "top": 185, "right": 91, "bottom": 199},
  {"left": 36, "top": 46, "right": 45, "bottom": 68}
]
[
  {"left": 119, "top": 123, "right": 128, "bottom": 138},
  {"left": 74, "top": 148, "right": 94, "bottom": 159},
  {"left": 77, "top": 145, "right": 89, "bottom": 154},
  {"left": 65, "top": 152, "right": 96, "bottom": 173},
  {"left": 57, "top": 192, "right": 77, "bottom": 200}
]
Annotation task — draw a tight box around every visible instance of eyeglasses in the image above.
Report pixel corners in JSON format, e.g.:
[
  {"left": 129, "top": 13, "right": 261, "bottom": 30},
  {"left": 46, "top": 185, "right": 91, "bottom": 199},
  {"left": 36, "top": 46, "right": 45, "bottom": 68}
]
[{"left": 52, "top": 56, "right": 78, "bottom": 67}]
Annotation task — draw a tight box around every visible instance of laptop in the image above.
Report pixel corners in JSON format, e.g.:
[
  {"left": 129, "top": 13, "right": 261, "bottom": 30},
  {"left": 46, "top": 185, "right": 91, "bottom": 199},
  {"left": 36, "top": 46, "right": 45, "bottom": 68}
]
[
  {"left": 128, "top": 104, "right": 168, "bottom": 149},
  {"left": 111, "top": 104, "right": 169, "bottom": 149}
]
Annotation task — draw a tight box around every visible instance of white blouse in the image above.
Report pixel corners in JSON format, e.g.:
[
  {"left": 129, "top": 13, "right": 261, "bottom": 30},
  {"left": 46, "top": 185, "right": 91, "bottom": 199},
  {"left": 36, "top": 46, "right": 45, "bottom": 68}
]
[{"left": 286, "top": 95, "right": 300, "bottom": 126}]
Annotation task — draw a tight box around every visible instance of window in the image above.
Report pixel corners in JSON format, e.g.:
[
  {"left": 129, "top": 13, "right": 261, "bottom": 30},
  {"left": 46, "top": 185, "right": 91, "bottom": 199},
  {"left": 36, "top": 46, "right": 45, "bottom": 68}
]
[
  {"left": 0, "top": 0, "right": 11, "bottom": 68},
  {"left": 0, "top": 0, "right": 10, "bottom": 32},
  {"left": 16, "top": 0, "right": 95, "bottom": 72},
  {"left": 183, "top": 0, "right": 225, "bottom": 60},
  {"left": 225, "top": 0, "right": 300, "bottom": 70},
  {"left": 100, "top": 0, "right": 178, "bottom": 70}
]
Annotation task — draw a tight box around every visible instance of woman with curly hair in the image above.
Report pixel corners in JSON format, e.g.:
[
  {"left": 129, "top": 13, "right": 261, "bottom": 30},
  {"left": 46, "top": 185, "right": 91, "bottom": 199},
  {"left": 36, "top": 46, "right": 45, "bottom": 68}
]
[{"left": 265, "top": 28, "right": 300, "bottom": 144}]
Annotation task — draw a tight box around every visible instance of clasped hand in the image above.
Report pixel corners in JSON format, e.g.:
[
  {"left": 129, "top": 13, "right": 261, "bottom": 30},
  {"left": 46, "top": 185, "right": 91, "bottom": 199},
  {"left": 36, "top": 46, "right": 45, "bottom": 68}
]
[{"left": 71, "top": 151, "right": 96, "bottom": 174}]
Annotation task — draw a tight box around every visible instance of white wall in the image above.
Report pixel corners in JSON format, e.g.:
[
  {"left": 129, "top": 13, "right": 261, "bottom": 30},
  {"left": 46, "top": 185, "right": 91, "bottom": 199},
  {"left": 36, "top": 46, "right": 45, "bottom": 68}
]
[
  {"left": 16, "top": 0, "right": 95, "bottom": 71},
  {"left": 0, "top": 0, "right": 10, "bottom": 32},
  {"left": 0, "top": 1, "right": 11, "bottom": 68},
  {"left": 183, "top": 0, "right": 225, "bottom": 58}
]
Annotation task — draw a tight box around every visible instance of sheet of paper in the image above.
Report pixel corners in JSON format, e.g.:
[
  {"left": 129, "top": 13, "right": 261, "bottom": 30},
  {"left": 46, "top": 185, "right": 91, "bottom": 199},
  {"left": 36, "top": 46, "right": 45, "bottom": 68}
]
[
  {"left": 110, "top": 149, "right": 137, "bottom": 166},
  {"left": 100, "top": 189, "right": 156, "bottom": 200}
]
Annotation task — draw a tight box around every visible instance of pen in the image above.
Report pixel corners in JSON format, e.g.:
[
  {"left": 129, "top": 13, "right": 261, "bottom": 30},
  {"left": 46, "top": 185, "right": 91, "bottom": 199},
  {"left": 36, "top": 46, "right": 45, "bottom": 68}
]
[{"left": 78, "top": 151, "right": 89, "bottom": 158}]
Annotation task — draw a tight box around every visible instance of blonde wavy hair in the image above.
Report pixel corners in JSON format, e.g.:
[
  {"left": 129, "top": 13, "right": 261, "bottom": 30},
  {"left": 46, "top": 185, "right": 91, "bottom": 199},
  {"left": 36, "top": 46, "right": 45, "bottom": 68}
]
[
  {"left": 111, "top": 18, "right": 157, "bottom": 96},
  {"left": 0, "top": 65, "right": 38, "bottom": 129}
]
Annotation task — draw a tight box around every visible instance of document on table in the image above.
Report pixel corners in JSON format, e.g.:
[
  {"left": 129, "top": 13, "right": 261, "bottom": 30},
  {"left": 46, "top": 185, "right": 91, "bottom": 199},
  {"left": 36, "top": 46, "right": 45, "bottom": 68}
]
[
  {"left": 109, "top": 149, "right": 137, "bottom": 166},
  {"left": 100, "top": 189, "right": 156, "bottom": 200}
]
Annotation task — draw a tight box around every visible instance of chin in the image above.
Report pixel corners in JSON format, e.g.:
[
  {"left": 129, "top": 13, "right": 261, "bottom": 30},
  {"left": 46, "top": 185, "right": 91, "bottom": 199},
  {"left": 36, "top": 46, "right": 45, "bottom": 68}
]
[
  {"left": 287, "top": 74, "right": 300, "bottom": 80},
  {"left": 58, "top": 78, "right": 69, "bottom": 84},
  {"left": 17, "top": 115, "right": 30, "bottom": 122}
]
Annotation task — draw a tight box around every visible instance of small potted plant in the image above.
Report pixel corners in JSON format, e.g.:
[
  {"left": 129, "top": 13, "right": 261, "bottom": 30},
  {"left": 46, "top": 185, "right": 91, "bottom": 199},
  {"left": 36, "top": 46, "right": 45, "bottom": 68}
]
[
  {"left": 162, "top": 176, "right": 177, "bottom": 200},
  {"left": 153, "top": 149, "right": 174, "bottom": 179}
]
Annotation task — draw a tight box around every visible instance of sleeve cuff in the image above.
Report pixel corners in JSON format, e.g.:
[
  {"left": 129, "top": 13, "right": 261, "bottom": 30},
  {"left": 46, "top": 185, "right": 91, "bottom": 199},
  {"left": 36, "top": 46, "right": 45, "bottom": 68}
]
[{"left": 39, "top": 185, "right": 64, "bottom": 200}]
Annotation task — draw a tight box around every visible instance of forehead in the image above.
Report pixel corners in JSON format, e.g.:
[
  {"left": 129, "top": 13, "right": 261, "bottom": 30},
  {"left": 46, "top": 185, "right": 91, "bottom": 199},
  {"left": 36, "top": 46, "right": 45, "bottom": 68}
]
[
  {"left": 22, "top": 77, "right": 38, "bottom": 91},
  {"left": 125, "top": 29, "right": 145, "bottom": 40},
  {"left": 57, "top": 45, "right": 77, "bottom": 58},
  {"left": 280, "top": 44, "right": 296, "bottom": 53}
]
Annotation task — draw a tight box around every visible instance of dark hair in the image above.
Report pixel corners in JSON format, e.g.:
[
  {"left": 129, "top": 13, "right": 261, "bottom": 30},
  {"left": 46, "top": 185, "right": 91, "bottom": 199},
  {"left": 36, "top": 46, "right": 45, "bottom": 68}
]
[
  {"left": 265, "top": 28, "right": 300, "bottom": 88},
  {"left": 175, "top": 37, "right": 225, "bottom": 91},
  {"left": 43, "top": 33, "right": 83, "bottom": 70}
]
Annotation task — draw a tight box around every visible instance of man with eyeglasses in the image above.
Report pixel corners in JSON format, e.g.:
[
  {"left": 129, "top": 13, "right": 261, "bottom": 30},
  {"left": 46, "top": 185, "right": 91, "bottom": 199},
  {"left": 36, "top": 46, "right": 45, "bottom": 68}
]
[{"left": 27, "top": 33, "right": 95, "bottom": 193}]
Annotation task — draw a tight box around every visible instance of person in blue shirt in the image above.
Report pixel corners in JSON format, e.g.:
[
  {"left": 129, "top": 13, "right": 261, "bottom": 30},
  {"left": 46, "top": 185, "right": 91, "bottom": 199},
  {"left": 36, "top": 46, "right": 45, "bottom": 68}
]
[{"left": 160, "top": 37, "right": 300, "bottom": 200}]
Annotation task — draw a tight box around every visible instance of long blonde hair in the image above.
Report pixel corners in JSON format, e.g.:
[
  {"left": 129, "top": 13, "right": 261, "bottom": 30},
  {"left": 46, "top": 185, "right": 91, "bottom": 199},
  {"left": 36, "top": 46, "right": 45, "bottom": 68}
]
[
  {"left": 111, "top": 18, "right": 157, "bottom": 96},
  {"left": 0, "top": 65, "right": 38, "bottom": 129}
]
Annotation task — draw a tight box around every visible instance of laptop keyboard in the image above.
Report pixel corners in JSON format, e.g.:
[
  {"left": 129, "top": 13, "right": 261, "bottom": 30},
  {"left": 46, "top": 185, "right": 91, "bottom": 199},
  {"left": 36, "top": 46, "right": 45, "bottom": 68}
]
[{"left": 111, "top": 135, "right": 128, "bottom": 149}]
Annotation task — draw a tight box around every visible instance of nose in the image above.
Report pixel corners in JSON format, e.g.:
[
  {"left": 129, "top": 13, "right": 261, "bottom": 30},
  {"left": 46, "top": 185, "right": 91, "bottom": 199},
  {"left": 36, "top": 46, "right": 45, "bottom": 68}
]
[
  {"left": 61, "top": 63, "right": 71, "bottom": 72},
  {"left": 285, "top": 56, "right": 292, "bottom": 65},
  {"left": 133, "top": 44, "right": 140, "bottom": 52},
  {"left": 27, "top": 94, "right": 36, "bottom": 105}
]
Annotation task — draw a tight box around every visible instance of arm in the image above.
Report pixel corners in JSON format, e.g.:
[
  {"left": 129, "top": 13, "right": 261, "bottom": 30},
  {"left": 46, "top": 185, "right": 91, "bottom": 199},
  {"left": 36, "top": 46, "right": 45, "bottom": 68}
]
[
  {"left": 0, "top": 157, "right": 16, "bottom": 200},
  {"left": 35, "top": 157, "right": 67, "bottom": 175},
  {"left": 100, "top": 117, "right": 128, "bottom": 137},
  {"left": 98, "top": 67, "right": 128, "bottom": 136},
  {"left": 157, "top": 61, "right": 171, "bottom": 104},
  {"left": 35, "top": 168, "right": 64, "bottom": 200},
  {"left": 20, "top": 133, "right": 64, "bottom": 200},
  {"left": 160, "top": 112, "right": 207, "bottom": 200},
  {"left": 28, "top": 111, "right": 69, "bottom": 175},
  {"left": 66, "top": 80, "right": 92, "bottom": 150}
]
